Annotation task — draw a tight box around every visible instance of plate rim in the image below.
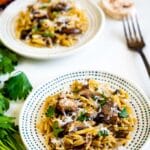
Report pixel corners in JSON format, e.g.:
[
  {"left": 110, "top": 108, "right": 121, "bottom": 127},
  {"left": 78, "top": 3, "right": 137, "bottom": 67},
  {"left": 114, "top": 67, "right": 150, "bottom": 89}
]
[
  {"left": 19, "top": 70, "right": 150, "bottom": 149},
  {"left": 0, "top": 0, "right": 105, "bottom": 59}
]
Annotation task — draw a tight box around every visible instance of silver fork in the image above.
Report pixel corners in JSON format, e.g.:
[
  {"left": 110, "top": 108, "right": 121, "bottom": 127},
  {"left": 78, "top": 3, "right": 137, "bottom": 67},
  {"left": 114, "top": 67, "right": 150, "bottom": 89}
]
[{"left": 123, "top": 15, "right": 150, "bottom": 77}]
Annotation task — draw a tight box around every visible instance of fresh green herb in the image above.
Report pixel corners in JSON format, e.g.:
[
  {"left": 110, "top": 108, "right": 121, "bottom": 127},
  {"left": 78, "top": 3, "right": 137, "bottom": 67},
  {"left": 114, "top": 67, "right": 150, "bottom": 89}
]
[
  {"left": 99, "top": 99, "right": 106, "bottom": 107},
  {"left": 0, "top": 42, "right": 18, "bottom": 74},
  {"left": 0, "top": 41, "right": 32, "bottom": 150},
  {"left": 0, "top": 93, "right": 9, "bottom": 114},
  {"left": 42, "top": 32, "right": 55, "bottom": 38},
  {"left": 92, "top": 95, "right": 99, "bottom": 101},
  {"left": 119, "top": 107, "right": 128, "bottom": 118},
  {"left": 77, "top": 112, "right": 89, "bottom": 122},
  {"left": 52, "top": 121, "right": 63, "bottom": 137},
  {"left": 0, "top": 115, "right": 26, "bottom": 150},
  {"left": 39, "top": 5, "right": 48, "bottom": 9},
  {"left": 52, "top": 11, "right": 59, "bottom": 16},
  {"left": 46, "top": 106, "right": 55, "bottom": 117},
  {"left": 32, "top": 25, "right": 39, "bottom": 32},
  {"left": 92, "top": 93, "right": 107, "bottom": 107},
  {"left": 2, "top": 72, "right": 32, "bottom": 100},
  {"left": 98, "top": 130, "right": 109, "bottom": 137}
]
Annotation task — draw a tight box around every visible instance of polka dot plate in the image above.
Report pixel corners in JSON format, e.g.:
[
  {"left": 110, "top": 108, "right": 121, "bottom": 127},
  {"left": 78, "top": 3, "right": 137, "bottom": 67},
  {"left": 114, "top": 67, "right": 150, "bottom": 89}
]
[{"left": 19, "top": 71, "right": 150, "bottom": 149}]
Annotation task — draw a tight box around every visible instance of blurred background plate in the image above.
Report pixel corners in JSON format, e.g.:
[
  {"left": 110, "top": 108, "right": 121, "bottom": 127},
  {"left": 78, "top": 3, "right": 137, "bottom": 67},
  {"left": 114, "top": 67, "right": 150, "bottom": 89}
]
[{"left": 0, "top": 0, "right": 105, "bottom": 59}]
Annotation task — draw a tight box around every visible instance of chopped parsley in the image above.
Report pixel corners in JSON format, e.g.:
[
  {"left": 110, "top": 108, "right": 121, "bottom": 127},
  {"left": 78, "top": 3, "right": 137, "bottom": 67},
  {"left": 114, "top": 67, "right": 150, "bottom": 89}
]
[
  {"left": 42, "top": 32, "right": 55, "bottom": 38},
  {"left": 98, "top": 130, "right": 109, "bottom": 137},
  {"left": 46, "top": 106, "right": 55, "bottom": 117},
  {"left": 92, "top": 93, "right": 107, "bottom": 107},
  {"left": 32, "top": 25, "right": 39, "bottom": 32},
  {"left": 52, "top": 121, "right": 63, "bottom": 137},
  {"left": 39, "top": 5, "right": 48, "bottom": 9},
  {"left": 119, "top": 107, "right": 128, "bottom": 118},
  {"left": 77, "top": 112, "right": 89, "bottom": 122}
]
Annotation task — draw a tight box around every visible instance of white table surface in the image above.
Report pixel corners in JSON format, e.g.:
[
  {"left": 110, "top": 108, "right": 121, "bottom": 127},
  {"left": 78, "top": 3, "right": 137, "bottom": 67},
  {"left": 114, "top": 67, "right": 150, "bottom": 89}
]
[{"left": 1, "top": 0, "right": 150, "bottom": 149}]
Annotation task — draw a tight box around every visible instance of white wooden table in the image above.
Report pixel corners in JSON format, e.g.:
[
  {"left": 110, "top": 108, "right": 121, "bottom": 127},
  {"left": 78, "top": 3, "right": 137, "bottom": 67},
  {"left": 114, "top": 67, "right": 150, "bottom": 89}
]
[{"left": 1, "top": 0, "right": 150, "bottom": 149}]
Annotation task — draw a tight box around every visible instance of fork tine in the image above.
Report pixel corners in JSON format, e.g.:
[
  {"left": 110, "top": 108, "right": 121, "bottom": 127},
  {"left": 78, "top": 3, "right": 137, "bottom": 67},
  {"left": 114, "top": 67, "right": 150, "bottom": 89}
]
[
  {"left": 135, "top": 15, "right": 145, "bottom": 45},
  {"left": 123, "top": 17, "right": 130, "bottom": 45},
  {"left": 130, "top": 15, "right": 138, "bottom": 40},
  {"left": 126, "top": 16, "right": 133, "bottom": 40}
]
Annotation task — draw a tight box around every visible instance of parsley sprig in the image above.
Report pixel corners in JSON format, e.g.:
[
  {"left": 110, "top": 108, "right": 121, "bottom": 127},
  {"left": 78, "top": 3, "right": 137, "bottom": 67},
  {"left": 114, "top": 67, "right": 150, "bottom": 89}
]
[
  {"left": 2, "top": 72, "right": 32, "bottom": 100},
  {"left": 46, "top": 106, "right": 55, "bottom": 117},
  {"left": 98, "top": 130, "right": 109, "bottom": 137},
  {"left": 119, "top": 107, "right": 128, "bottom": 118},
  {"left": 0, "top": 42, "right": 32, "bottom": 149},
  {"left": 77, "top": 112, "right": 89, "bottom": 122},
  {"left": 52, "top": 121, "right": 63, "bottom": 137},
  {"left": 0, "top": 42, "right": 18, "bottom": 74}
]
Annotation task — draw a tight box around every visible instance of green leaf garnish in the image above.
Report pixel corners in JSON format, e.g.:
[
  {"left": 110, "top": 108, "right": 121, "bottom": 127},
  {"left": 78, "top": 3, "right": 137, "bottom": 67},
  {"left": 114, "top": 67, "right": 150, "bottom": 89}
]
[
  {"left": 32, "top": 25, "right": 39, "bottom": 32},
  {"left": 92, "top": 93, "right": 107, "bottom": 107},
  {"left": 2, "top": 72, "right": 32, "bottom": 100},
  {"left": 39, "top": 5, "right": 48, "bottom": 9},
  {"left": 46, "top": 106, "right": 55, "bottom": 117},
  {"left": 42, "top": 32, "right": 55, "bottom": 38},
  {"left": 0, "top": 93, "right": 9, "bottom": 114},
  {"left": 77, "top": 112, "right": 89, "bottom": 122},
  {"left": 119, "top": 107, "right": 128, "bottom": 118},
  {"left": 98, "top": 130, "right": 109, "bottom": 137},
  {"left": 52, "top": 121, "right": 63, "bottom": 137},
  {"left": 0, "top": 42, "right": 18, "bottom": 74}
]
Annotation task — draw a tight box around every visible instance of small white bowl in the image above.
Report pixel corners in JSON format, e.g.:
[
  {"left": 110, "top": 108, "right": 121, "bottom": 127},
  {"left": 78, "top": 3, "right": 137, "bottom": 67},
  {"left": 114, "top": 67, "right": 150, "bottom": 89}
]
[{"left": 0, "top": 0, "right": 105, "bottom": 59}]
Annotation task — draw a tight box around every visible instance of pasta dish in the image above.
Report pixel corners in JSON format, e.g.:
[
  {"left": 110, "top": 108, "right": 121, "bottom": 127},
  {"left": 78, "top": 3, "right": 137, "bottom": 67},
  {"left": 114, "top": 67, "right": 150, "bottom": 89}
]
[
  {"left": 15, "top": 0, "right": 88, "bottom": 48},
  {"left": 37, "top": 79, "right": 136, "bottom": 149}
]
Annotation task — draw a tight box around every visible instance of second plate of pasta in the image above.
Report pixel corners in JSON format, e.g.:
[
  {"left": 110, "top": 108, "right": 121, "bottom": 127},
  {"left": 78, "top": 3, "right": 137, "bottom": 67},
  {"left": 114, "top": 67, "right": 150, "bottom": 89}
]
[{"left": 0, "top": 0, "right": 105, "bottom": 59}]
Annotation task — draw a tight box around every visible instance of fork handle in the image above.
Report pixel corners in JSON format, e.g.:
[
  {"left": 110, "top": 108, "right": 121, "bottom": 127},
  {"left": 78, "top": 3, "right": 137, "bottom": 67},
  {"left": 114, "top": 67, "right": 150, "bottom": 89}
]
[{"left": 139, "top": 51, "right": 150, "bottom": 77}]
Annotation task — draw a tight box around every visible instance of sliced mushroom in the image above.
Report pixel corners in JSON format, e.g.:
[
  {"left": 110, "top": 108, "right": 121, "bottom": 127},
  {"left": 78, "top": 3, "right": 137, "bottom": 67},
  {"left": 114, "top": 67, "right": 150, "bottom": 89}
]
[
  {"left": 79, "top": 89, "right": 93, "bottom": 99},
  {"left": 100, "top": 0, "right": 135, "bottom": 20},
  {"left": 72, "top": 145, "right": 85, "bottom": 150},
  {"left": 51, "top": 2, "right": 70, "bottom": 12},
  {"left": 115, "top": 130, "right": 129, "bottom": 138},
  {"left": 64, "top": 121, "right": 87, "bottom": 133},
  {"left": 20, "top": 29, "right": 31, "bottom": 40},
  {"left": 94, "top": 101, "right": 118, "bottom": 124},
  {"left": 56, "top": 27, "right": 82, "bottom": 35},
  {"left": 32, "top": 10, "right": 48, "bottom": 19}
]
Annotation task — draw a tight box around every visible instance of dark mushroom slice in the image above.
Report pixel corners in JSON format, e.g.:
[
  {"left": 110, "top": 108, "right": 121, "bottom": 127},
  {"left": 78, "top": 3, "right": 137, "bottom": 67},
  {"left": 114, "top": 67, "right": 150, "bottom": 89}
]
[
  {"left": 63, "top": 121, "right": 87, "bottom": 133},
  {"left": 79, "top": 89, "right": 93, "bottom": 99},
  {"left": 56, "top": 27, "right": 82, "bottom": 35},
  {"left": 115, "top": 130, "right": 129, "bottom": 138},
  {"left": 94, "top": 101, "right": 119, "bottom": 124},
  {"left": 20, "top": 29, "right": 31, "bottom": 40},
  {"left": 72, "top": 145, "right": 85, "bottom": 150},
  {"left": 32, "top": 10, "right": 48, "bottom": 19},
  {"left": 51, "top": 2, "right": 71, "bottom": 12}
]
